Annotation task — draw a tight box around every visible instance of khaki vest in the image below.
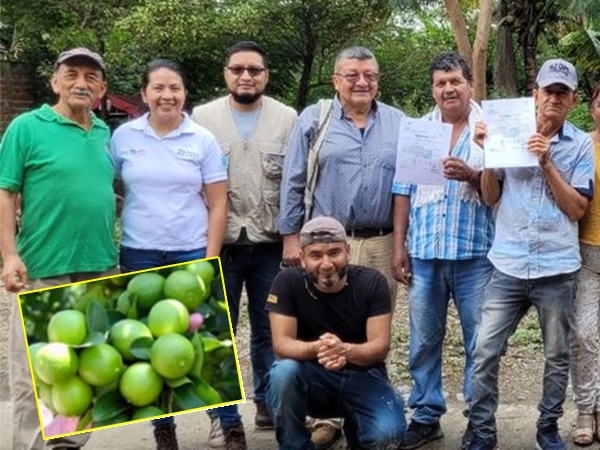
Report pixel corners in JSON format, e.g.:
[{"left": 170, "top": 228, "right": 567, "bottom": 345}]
[{"left": 192, "top": 96, "right": 297, "bottom": 243}]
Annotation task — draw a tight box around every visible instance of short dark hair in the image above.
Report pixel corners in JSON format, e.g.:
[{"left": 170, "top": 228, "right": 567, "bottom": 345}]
[
  {"left": 590, "top": 81, "right": 600, "bottom": 108},
  {"left": 141, "top": 59, "right": 187, "bottom": 91},
  {"left": 225, "top": 41, "right": 268, "bottom": 68},
  {"left": 429, "top": 52, "right": 473, "bottom": 84}
]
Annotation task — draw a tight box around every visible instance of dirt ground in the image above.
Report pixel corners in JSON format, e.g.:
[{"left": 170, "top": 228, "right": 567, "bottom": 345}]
[{"left": 0, "top": 284, "right": 597, "bottom": 450}]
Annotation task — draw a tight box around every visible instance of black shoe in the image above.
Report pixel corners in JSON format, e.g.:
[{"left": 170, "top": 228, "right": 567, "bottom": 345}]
[
  {"left": 536, "top": 425, "right": 566, "bottom": 450},
  {"left": 153, "top": 424, "right": 179, "bottom": 450},
  {"left": 223, "top": 422, "right": 248, "bottom": 450},
  {"left": 400, "top": 421, "right": 444, "bottom": 450},
  {"left": 467, "top": 434, "right": 497, "bottom": 450},
  {"left": 254, "top": 401, "right": 274, "bottom": 430},
  {"left": 461, "top": 421, "right": 474, "bottom": 449}
]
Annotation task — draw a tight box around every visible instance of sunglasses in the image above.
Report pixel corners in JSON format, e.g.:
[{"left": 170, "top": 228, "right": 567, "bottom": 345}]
[{"left": 226, "top": 66, "right": 266, "bottom": 77}]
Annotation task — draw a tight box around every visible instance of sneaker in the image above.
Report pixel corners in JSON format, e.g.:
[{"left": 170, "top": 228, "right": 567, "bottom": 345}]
[
  {"left": 153, "top": 424, "right": 179, "bottom": 450},
  {"left": 254, "top": 401, "right": 274, "bottom": 430},
  {"left": 461, "top": 421, "right": 474, "bottom": 449},
  {"left": 311, "top": 421, "right": 343, "bottom": 450},
  {"left": 222, "top": 422, "right": 248, "bottom": 450},
  {"left": 466, "top": 434, "right": 498, "bottom": 450},
  {"left": 208, "top": 416, "right": 225, "bottom": 449},
  {"left": 536, "top": 425, "right": 566, "bottom": 450},
  {"left": 400, "top": 421, "right": 444, "bottom": 450}
]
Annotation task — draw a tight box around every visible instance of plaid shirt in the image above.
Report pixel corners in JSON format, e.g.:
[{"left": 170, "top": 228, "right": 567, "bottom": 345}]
[{"left": 392, "top": 106, "right": 494, "bottom": 260}]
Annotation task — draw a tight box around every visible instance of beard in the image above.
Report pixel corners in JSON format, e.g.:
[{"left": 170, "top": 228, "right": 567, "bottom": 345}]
[
  {"left": 229, "top": 88, "right": 264, "bottom": 105},
  {"left": 307, "top": 265, "right": 349, "bottom": 291}
]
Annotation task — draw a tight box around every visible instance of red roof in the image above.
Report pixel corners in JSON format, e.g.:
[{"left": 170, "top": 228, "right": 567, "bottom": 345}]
[{"left": 94, "top": 94, "right": 144, "bottom": 118}]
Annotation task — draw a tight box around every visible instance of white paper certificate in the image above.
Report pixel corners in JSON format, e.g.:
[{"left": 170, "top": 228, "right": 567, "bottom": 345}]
[
  {"left": 482, "top": 97, "right": 538, "bottom": 168},
  {"left": 394, "top": 118, "right": 451, "bottom": 186}
]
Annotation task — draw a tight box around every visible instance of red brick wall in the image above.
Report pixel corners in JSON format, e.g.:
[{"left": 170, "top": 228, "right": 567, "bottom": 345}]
[{"left": 0, "top": 61, "right": 35, "bottom": 135}]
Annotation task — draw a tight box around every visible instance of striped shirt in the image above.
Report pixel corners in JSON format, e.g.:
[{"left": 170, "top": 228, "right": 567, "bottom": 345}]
[
  {"left": 489, "top": 122, "right": 594, "bottom": 279},
  {"left": 392, "top": 105, "right": 495, "bottom": 260},
  {"left": 278, "top": 96, "right": 404, "bottom": 234}
]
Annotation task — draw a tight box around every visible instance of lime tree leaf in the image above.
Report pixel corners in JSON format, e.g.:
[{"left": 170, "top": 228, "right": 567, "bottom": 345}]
[
  {"left": 166, "top": 376, "right": 192, "bottom": 388},
  {"left": 127, "top": 295, "right": 139, "bottom": 320},
  {"left": 76, "top": 408, "right": 94, "bottom": 431},
  {"left": 189, "top": 333, "right": 204, "bottom": 378},
  {"left": 86, "top": 300, "right": 109, "bottom": 333},
  {"left": 116, "top": 291, "right": 131, "bottom": 315},
  {"left": 194, "top": 377, "right": 223, "bottom": 405},
  {"left": 92, "top": 391, "right": 128, "bottom": 422},
  {"left": 107, "top": 310, "right": 126, "bottom": 327},
  {"left": 199, "top": 332, "right": 230, "bottom": 352},
  {"left": 76, "top": 331, "right": 107, "bottom": 348},
  {"left": 74, "top": 284, "right": 105, "bottom": 313},
  {"left": 130, "top": 337, "right": 153, "bottom": 360},
  {"left": 173, "top": 384, "right": 207, "bottom": 410}
]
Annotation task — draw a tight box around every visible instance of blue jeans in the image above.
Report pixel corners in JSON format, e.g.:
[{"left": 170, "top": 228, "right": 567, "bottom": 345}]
[
  {"left": 119, "top": 246, "right": 207, "bottom": 273},
  {"left": 407, "top": 257, "right": 492, "bottom": 424},
  {"left": 469, "top": 268, "right": 577, "bottom": 440},
  {"left": 266, "top": 359, "right": 406, "bottom": 450},
  {"left": 118, "top": 246, "right": 206, "bottom": 429},
  {"left": 209, "top": 242, "right": 280, "bottom": 428}
]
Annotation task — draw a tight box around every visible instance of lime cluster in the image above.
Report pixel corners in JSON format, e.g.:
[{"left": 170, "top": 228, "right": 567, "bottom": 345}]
[{"left": 27, "top": 260, "right": 239, "bottom": 431}]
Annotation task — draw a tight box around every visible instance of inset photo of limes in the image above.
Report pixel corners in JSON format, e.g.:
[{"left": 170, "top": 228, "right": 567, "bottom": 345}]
[{"left": 17, "top": 257, "right": 244, "bottom": 440}]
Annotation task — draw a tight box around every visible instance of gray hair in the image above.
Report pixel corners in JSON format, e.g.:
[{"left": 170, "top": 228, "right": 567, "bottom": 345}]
[{"left": 334, "top": 46, "right": 378, "bottom": 72}]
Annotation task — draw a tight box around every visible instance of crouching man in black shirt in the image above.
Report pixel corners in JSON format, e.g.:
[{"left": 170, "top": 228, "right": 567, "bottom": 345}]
[{"left": 265, "top": 216, "right": 406, "bottom": 450}]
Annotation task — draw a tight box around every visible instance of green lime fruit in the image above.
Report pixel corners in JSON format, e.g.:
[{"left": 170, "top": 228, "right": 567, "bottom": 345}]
[
  {"left": 186, "top": 261, "right": 216, "bottom": 292},
  {"left": 34, "top": 343, "right": 79, "bottom": 385},
  {"left": 29, "top": 342, "right": 47, "bottom": 380},
  {"left": 37, "top": 381, "right": 54, "bottom": 411},
  {"left": 48, "top": 310, "right": 87, "bottom": 345},
  {"left": 150, "top": 334, "right": 195, "bottom": 379},
  {"left": 110, "top": 319, "right": 154, "bottom": 360},
  {"left": 119, "top": 362, "right": 163, "bottom": 407},
  {"left": 78, "top": 344, "right": 123, "bottom": 386},
  {"left": 127, "top": 272, "right": 166, "bottom": 309},
  {"left": 110, "top": 275, "right": 130, "bottom": 287},
  {"left": 52, "top": 375, "right": 93, "bottom": 416},
  {"left": 164, "top": 270, "right": 206, "bottom": 310},
  {"left": 148, "top": 299, "right": 190, "bottom": 337},
  {"left": 132, "top": 405, "right": 166, "bottom": 420}
]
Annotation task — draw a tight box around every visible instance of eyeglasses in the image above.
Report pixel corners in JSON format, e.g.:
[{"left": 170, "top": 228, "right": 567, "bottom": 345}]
[
  {"left": 226, "top": 66, "right": 266, "bottom": 77},
  {"left": 334, "top": 72, "right": 379, "bottom": 83}
]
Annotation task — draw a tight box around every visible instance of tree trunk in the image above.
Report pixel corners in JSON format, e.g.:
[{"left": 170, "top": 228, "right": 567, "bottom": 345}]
[
  {"left": 295, "top": 51, "right": 315, "bottom": 110},
  {"left": 443, "top": 0, "right": 473, "bottom": 68},
  {"left": 518, "top": 0, "right": 540, "bottom": 93},
  {"left": 472, "top": 0, "right": 495, "bottom": 102},
  {"left": 493, "top": 0, "right": 517, "bottom": 96}
]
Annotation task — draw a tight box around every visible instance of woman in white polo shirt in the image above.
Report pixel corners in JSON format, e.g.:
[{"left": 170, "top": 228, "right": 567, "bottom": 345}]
[
  {"left": 110, "top": 59, "right": 228, "bottom": 447},
  {"left": 110, "top": 59, "right": 228, "bottom": 274}
]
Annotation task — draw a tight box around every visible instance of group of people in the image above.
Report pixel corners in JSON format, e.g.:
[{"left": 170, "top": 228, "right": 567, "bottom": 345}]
[{"left": 0, "top": 38, "right": 598, "bottom": 450}]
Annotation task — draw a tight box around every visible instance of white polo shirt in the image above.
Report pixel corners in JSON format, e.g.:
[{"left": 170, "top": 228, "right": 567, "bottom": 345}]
[{"left": 110, "top": 112, "right": 227, "bottom": 251}]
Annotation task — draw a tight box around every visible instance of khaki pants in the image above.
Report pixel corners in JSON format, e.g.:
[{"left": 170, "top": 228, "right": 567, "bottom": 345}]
[
  {"left": 10, "top": 268, "right": 118, "bottom": 450},
  {"left": 347, "top": 233, "right": 398, "bottom": 310}
]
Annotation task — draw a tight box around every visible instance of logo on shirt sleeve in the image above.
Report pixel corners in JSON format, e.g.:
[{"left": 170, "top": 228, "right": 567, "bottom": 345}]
[{"left": 267, "top": 294, "right": 278, "bottom": 304}]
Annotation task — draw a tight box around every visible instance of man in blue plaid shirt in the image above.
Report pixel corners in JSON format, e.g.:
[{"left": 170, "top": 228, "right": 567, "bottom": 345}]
[{"left": 392, "top": 52, "right": 495, "bottom": 450}]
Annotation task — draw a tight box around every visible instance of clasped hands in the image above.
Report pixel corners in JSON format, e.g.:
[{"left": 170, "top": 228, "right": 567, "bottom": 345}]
[{"left": 316, "top": 332, "right": 353, "bottom": 372}]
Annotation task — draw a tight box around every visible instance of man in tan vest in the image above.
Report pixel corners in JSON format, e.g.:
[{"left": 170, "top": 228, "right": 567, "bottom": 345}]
[{"left": 190, "top": 41, "right": 297, "bottom": 450}]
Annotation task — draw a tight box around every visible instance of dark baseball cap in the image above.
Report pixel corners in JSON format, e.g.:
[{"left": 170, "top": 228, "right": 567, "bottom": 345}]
[
  {"left": 55, "top": 47, "right": 106, "bottom": 76},
  {"left": 300, "top": 217, "right": 347, "bottom": 248}
]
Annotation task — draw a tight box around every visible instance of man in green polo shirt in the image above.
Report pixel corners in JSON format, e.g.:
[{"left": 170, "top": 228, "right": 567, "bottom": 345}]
[{"left": 0, "top": 48, "right": 118, "bottom": 450}]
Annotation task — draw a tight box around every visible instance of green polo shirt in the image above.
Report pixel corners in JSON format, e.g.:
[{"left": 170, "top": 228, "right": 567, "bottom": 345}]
[{"left": 0, "top": 104, "right": 117, "bottom": 279}]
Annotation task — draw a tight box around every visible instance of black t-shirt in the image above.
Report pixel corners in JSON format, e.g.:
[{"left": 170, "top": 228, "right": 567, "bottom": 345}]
[{"left": 267, "top": 265, "right": 391, "bottom": 368}]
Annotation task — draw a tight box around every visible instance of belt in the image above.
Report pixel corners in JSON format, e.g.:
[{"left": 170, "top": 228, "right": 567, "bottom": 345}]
[{"left": 346, "top": 227, "right": 393, "bottom": 238}]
